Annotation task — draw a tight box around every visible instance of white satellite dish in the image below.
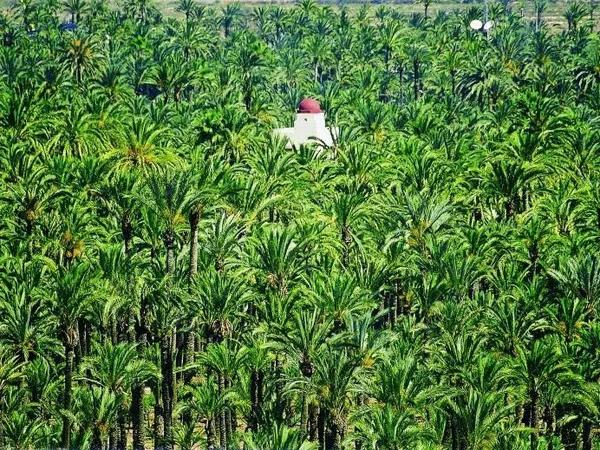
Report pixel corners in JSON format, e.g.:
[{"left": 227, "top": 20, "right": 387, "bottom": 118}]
[
  {"left": 483, "top": 20, "right": 495, "bottom": 31},
  {"left": 470, "top": 19, "right": 483, "bottom": 30}
]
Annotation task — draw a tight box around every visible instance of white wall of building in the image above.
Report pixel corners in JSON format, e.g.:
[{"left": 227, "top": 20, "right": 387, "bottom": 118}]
[{"left": 275, "top": 112, "right": 336, "bottom": 148}]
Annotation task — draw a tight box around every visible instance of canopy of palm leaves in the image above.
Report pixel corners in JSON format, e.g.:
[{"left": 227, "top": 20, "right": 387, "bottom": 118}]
[{"left": 1, "top": 0, "right": 600, "bottom": 449}]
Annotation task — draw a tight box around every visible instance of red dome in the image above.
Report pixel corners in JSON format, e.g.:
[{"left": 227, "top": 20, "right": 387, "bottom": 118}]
[{"left": 297, "top": 98, "right": 322, "bottom": 114}]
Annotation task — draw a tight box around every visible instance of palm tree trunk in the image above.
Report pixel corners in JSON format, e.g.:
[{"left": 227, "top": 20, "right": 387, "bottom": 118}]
[
  {"left": 243, "top": 79, "right": 252, "bottom": 111},
  {"left": 318, "top": 408, "right": 327, "bottom": 450},
  {"left": 560, "top": 425, "right": 577, "bottom": 450},
  {"left": 84, "top": 321, "right": 91, "bottom": 355},
  {"left": 206, "top": 419, "right": 216, "bottom": 450},
  {"left": 301, "top": 392, "right": 309, "bottom": 437},
  {"left": 183, "top": 332, "right": 195, "bottom": 384},
  {"left": 219, "top": 374, "right": 228, "bottom": 450},
  {"left": 166, "top": 246, "right": 175, "bottom": 274},
  {"left": 189, "top": 209, "right": 199, "bottom": 279},
  {"left": 331, "top": 413, "right": 344, "bottom": 450},
  {"left": 582, "top": 420, "right": 592, "bottom": 450},
  {"left": 62, "top": 341, "right": 74, "bottom": 449},
  {"left": 309, "top": 404, "right": 319, "bottom": 442},
  {"left": 111, "top": 317, "right": 119, "bottom": 344},
  {"left": 75, "top": 320, "right": 83, "bottom": 366},
  {"left": 161, "top": 229, "right": 175, "bottom": 450},
  {"left": 327, "top": 420, "right": 336, "bottom": 450},
  {"left": 397, "top": 65, "right": 404, "bottom": 103},
  {"left": 225, "top": 377, "right": 233, "bottom": 438},
  {"left": 175, "top": 332, "right": 184, "bottom": 383},
  {"left": 109, "top": 424, "right": 119, "bottom": 450},
  {"left": 118, "top": 409, "right": 127, "bottom": 450},
  {"left": 450, "top": 69, "right": 456, "bottom": 96},
  {"left": 227, "top": 407, "right": 235, "bottom": 444},
  {"left": 451, "top": 416, "right": 459, "bottom": 450},
  {"left": 341, "top": 227, "right": 351, "bottom": 267},
  {"left": 182, "top": 209, "right": 200, "bottom": 387},
  {"left": 378, "top": 294, "right": 386, "bottom": 329},
  {"left": 249, "top": 369, "right": 263, "bottom": 432},
  {"left": 91, "top": 428, "right": 103, "bottom": 450},
  {"left": 273, "top": 357, "right": 286, "bottom": 422},
  {"left": 152, "top": 380, "right": 164, "bottom": 449},
  {"left": 161, "top": 334, "right": 175, "bottom": 450},
  {"left": 529, "top": 389, "right": 538, "bottom": 450},
  {"left": 413, "top": 59, "right": 420, "bottom": 100},
  {"left": 543, "top": 404, "right": 554, "bottom": 445},
  {"left": 132, "top": 296, "right": 148, "bottom": 450},
  {"left": 122, "top": 213, "right": 133, "bottom": 255},
  {"left": 131, "top": 384, "right": 146, "bottom": 450}
]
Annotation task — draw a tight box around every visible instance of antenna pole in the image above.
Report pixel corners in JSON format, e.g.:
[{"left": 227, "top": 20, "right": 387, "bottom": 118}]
[{"left": 484, "top": 0, "right": 489, "bottom": 24}]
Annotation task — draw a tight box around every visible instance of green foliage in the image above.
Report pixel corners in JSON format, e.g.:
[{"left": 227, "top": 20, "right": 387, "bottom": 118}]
[{"left": 0, "top": 1, "right": 600, "bottom": 450}]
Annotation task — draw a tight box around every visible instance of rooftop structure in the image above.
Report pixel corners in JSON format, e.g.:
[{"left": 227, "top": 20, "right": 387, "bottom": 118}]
[{"left": 274, "top": 98, "right": 337, "bottom": 148}]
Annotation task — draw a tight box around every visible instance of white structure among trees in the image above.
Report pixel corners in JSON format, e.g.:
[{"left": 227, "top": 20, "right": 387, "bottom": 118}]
[{"left": 274, "top": 98, "right": 337, "bottom": 148}]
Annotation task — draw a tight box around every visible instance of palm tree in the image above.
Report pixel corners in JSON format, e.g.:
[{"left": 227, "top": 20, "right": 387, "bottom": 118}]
[
  {"left": 145, "top": 273, "right": 184, "bottom": 450},
  {"left": 564, "top": 0, "right": 588, "bottom": 31},
  {"left": 573, "top": 323, "right": 600, "bottom": 450},
  {"left": 313, "top": 349, "right": 361, "bottom": 450},
  {"left": 415, "top": 0, "right": 434, "bottom": 18},
  {"left": 200, "top": 341, "right": 247, "bottom": 450},
  {"left": 331, "top": 192, "right": 370, "bottom": 267},
  {"left": 108, "top": 117, "right": 178, "bottom": 175},
  {"left": 78, "top": 386, "right": 119, "bottom": 450},
  {"left": 186, "top": 154, "right": 226, "bottom": 279},
  {"left": 244, "top": 336, "right": 270, "bottom": 433},
  {"left": 377, "top": 21, "right": 403, "bottom": 75},
  {"left": 244, "top": 423, "right": 317, "bottom": 450},
  {"left": 372, "top": 355, "right": 436, "bottom": 414},
  {"left": 233, "top": 34, "right": 270, "bottom": 111},
  {"left": 0, "top": 347, "right": 23, "bottom": 405},
  {"left": 352, "top": 405, "right": 419, "bottom": 449},
  {"left": 79, "top": 341, "right": 158, "bottom": 450},
  {"left": 47, "top": 103, "right": 103, "bottom": 158},
  {"left": 247, "top": 224, "right": 319, "bottom": 297},
  {"left": 484, "top": 160, "right": 541, "bottom": 219},
  {"left": 447, "top": 387, "right": 517, "bottom": 449},
  {"left": 62, "top": 0, "right": 87, "bottom": 23},
  {"left": 273, "top": 310, "right": 334, "bottom": 381},
  {"left": 51, "top": 262, "right": 95, "bottom": 450},
  {"left": 0, "top": 288, "right": 56, "bottom": 363},
  {"left": 1, "top": 411, "right": 45, "bottom": 449},
  {"left": 486, "top": 299, "right": 546, "bottom": 356},
  {"left": 220, "top": 2, "right": 242, "bottom": 38},
  {"left": 6, "top": 166, "right": 64, "bottom": 251},
  {"left": 533, "top": 0, "right": 547, "bottom": 31},
  {"left": 62, "top": 37, "right": 99, "bottom": 84},
  {"left": 548, "top": 254, "right": 600, "bottom": 305},
  {"left": 513, "top": 338, "right": 576, "bottom": 449},
  {"left": 176, "top": 0, "right": 196, "bottom": 24},
  {"left": 180, "top": 379, "right": 234, "bottom": 450},
  {"left": 144, "top": 171, "right": 193, "bottom": 273},
  {"left": 190, "top": 269, "right": 248, "bottom": 344},
  {"left": 309, "top": 272, "right": 372, "bottom": 328}
]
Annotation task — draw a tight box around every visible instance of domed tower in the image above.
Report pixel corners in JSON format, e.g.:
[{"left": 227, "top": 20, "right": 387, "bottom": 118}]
[
  {"left": 297, "top": 98, "right": 322, "bottom": 113},
  {"left": 274, "top": 98, "right": 336, "bottom": 148}
]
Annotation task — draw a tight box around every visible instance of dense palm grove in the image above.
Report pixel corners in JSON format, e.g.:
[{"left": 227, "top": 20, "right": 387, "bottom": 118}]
[{"left": 1, "top": 0, "right": 600, "bottom": 448}]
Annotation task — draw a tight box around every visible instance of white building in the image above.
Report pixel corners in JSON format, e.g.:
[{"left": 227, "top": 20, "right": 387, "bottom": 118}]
[{"left": 274, "top": 98, "right": 337, "bottom": 148}]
